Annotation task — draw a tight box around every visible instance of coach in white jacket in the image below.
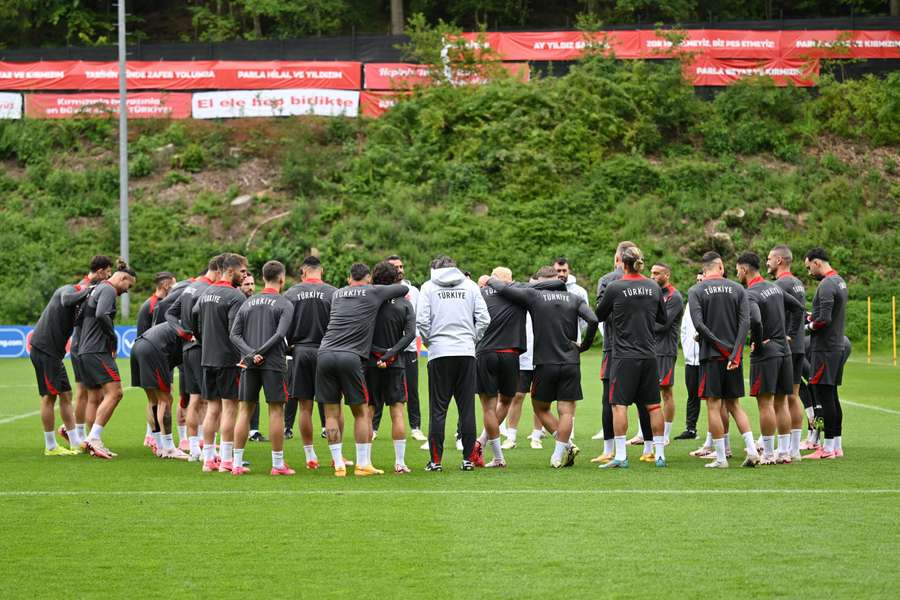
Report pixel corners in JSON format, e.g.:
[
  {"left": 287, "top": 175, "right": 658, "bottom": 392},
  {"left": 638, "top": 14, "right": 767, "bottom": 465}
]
[
  {"left": 675, "top": 295, "right": 701, "bottom": 440},
  {"left": 416, "top": 255, "right": 490, "bottom": 471}
]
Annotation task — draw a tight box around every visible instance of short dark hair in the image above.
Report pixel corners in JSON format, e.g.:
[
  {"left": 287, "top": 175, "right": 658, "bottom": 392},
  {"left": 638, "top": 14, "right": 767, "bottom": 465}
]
[
  {"left": 385, "top": 255, "right": 402, "bottom": 262},
  {"left": 553, "top": 257, "right": 569, "bottom": 266},
  {"left": 207, "top": 256, "right": 221, "bottom": 273},
  {"left": 302, "top": 255, "right": 322, "bottom": 270},
  {"left": 262, "top": 260, "right": 285, "bottom": 282},
  {"left": 701, "top": 251, "right": 722, "bottom": 270},
  {"left": 804, "top": 247, "right": 829, "bottom": 262},
  {"left": 154, "top": 271, "right": 175, "bottom": 286},
  {"left": 653, "top": 262, "right": 671, "bottom": 272},
  {"left": 535, "top": 266, "right": 557, "bottom": 279},
  {"left": 770, "top": 245, "right": 793, "bottom": 263},
  {"left": 736, "top": 252, "right": 761, "bottom": 271},
  {"left": 430, "top": 255, "right": 456, "bottom": 269},
  {"left": 89, "top": 255, "right": 113, "bottom": 273},
  {"left": 350, "top": 262, "right": 370, "bottom": 281},
  {"left": 222, "top": 253, "right": 247, "bottom": 271},
  {"left": 115, "top": 258, "right": 136, "bottom": 278},
  {"left": 372, "top": 261, "right": 399, "bottom": 285}
]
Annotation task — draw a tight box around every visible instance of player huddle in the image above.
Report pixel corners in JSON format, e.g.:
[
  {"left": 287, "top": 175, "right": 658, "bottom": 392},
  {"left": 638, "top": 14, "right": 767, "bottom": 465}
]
[{"left": 30, "top": 240, "right": 850, "bottom": 475}]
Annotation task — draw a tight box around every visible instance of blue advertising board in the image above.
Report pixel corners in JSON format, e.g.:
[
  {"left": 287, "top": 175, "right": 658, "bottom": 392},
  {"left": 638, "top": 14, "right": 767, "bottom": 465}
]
[{"left": 0, "top": 326, "right": 138, "bottom": 359}]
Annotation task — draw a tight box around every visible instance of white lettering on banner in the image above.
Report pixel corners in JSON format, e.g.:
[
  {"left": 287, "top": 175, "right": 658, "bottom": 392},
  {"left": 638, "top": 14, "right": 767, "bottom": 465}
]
[
  {"left": 192, "top": 89, "right": 359, "bottom": 119},
  {"left": 0, "top": 92, "right": 22, "bottom": 119},
  {"left": 696, "top": 66, "right": 804, "bottom": 77}
]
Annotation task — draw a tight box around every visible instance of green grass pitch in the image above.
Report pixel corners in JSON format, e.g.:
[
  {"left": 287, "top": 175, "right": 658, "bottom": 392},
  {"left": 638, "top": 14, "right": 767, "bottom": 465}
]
[{"left": 1, "top": 352, "right": 899, "bottom": 598}]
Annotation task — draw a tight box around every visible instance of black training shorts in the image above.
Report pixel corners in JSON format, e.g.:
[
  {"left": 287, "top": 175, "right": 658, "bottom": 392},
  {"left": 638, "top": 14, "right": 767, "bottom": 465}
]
[
  {"left": 30, "top": 348, "right": 71, "bottom": 396},
  {"left": 201, "top": 366, "right": 241, "bottom": 400},
  {"left": 316, "top": 351, "right": 368, "bottom": 406},
  {"left": 749, "top": 355, "right": 793, "bottom": 397},
  {"left": 365, "top": 367, "right": 407, "bottom": 406},
  {"left": 288, "top": 346, "right": 318, "bottom": 400},
  {"left": 79, "top": 352, "right": 121, "bottom": 388},
  {"left": 809, "top": 351, "right": 843, "bottom": 387},
  {"left": 531, "top": 363, "right": 582, "bottom": 403},
  {"left": 699, "top": 359, "right": 744, "bottom": 400},
  {"left": 239, "top": 368, "right": 288, "bottom": 403},
  {"left": 476, "top": 351, "right": 520, "bottom": 397},
  {"left": 657, "top": 355, "right": 676, "bottom": 387},
  {"left": 182, "top": 346, "right": 203, "bottom": 396},
  {"left": 517, "top": 370, "right": 534, "bottom": 394},
  {"left": 791, "top": 353, "right": 804, "bottom": 386},
  {"left": 609, "top": 357, "right": 659, "bottom": 407},
  {"left": 131, "top": 338, "right": 173, "bottom": 392}
]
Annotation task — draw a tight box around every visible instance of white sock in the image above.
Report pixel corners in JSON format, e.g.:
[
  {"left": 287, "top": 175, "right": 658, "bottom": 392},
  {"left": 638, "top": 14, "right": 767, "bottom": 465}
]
[
  {"left": 355, "top": 443, "right": 365, "bottom": 467},
  {"left": 742, "top": 431, "right": 758, "bottom": 457},
  {"left": 551, "top": 440, "right": 567, "bottom": 463},
  {"left": 653, "top": 435, "right": 665, "bottom": 460},
  {"left": 220, "top": 442, "right": 234, "bottom": 462},
  {"left": 67, "top": 427, "right": 82, "bottom": 447},
  {"left": 713, "top": 437, "right": 726, "bottom": 462},
  {"left": 762, "top": 435, "right": 775, "bottom": 456},
  {"left": 642, "top": 440, "right": 652, "bottom": 455},
  {"left": 189, "top": 436, "right": 201, "bottom": 456},
  {"left": 75, "top": 424, "right": 86, "bottom": 439},
  {"left": 203, "top": 444, "right": 216, "bottom": 462},
  {"left": 177, "top": 425, "right": 187, "bottom": 441},
  {"left": 614, "top": 435, "right": 627, "bottom": 461},
  {"left": 329, "top": 443, "right": 344, "bottom": 468},
  {"left": 363, "top": 443, "right": 372, "bottom": 466},
  {"left": 664, "top": 421, "right": 673, "bottom": 443},
  {"left": 477, "top": 429, "right": 487, "bottom": 446},
  {"left": 777, "top": 434, "right": 790, "bottom": 456},
  {"left": 303, "top": 444, "right": 317, "bottom": 461},
  {"left": 394, "top": 439, "right": 406, "bottom": 465},
  {"left": 43, "top": 431, "right": 57, "bottom": 451},
  {"left": 810, "top": 429, "right": 820, "bottom": 444},
  {"left": 603, "top": 438, "right": 614, "bottom": 455},
  {"left": 197, "top": 424, "right": 205, "bottom": 439},
  {"left": 162, "top": 434, "right": 175, "bottom": 451},
  {"left": 570, "top": 417, "right": 575, "bottom": 442},
  {"left": 506, "top": 427, "right": 517, "bottom": 442},
  {"left": 152, "top": 431, "right": 163, "bottom": 449},
  {"left": 834, "top": 435, "right": 842, "bottom": 451},
  {"left": 790, "top": 429, "right": 802, "bottom": 456},
  {"left": 805, "top": 406, "right": 815, "bottom": 422},
  {"left": 823, "top": 438, "right": 835, "bottom": 453},
  {"left": 489, "top": 437, "right": 503, "bottom": 461},
  {"left": 704, "top": 431, "right": 713, "bottom": 448},
  {"left": 499, "top": 421, "right": 508, "bottom": 436},
  {"left": 806, "top": 428, "right": 816, "bottom": 442},
  {"left": 724, "top": 436, "right": 732, "bottom": 452},
  {"left": 234, "top": 448, "right": 244, "bottom": 467},
  {"left": 531, "top": 429, "right": 542, "bottom": 441},
  {"left": 272, "top": 450, "right": 284, "bottom": 469},
  {"left": 145, "top": 423, "right": 152, "bottom": 436},
  {"left": 88, "top": 423, "right": 104, "bottom": 442}
]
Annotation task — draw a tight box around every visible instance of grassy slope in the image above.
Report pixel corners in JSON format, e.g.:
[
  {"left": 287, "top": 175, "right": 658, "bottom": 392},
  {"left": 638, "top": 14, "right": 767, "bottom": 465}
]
[{"left": 1, "top": 353, "right": 899, "bottom": 598}]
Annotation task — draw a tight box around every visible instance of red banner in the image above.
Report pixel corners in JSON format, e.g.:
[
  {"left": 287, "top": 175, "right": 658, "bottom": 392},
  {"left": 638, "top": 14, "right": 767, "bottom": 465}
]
[
  {"left": 360, "top": 91, "right": 410, "bottom": 118},
  {"left": 640, "top": 29, "right": 781, "bottom": 59},
  {"left": 0, "top": 60, "right": 361, "bottom": 91},
  {"left": 364, "top": 62, "right": 529, "bottom": 90},
  {"left": 780, "top": 30, "right": 900, "bottom": 59},
  {"left": 686, "top": 56, "right": 819, "bottom": 87},
  {"left": 25, "top": 92, "right": 192, "bottom": 118}
]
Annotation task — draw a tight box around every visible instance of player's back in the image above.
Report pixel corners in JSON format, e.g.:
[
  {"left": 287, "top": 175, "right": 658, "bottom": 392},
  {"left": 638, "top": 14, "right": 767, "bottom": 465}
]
[{"left": 284, "top": 280, "right": 336, "bottom": 347}]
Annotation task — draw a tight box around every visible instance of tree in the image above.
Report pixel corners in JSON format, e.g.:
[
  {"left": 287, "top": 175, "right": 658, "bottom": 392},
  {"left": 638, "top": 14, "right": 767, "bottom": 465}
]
[{"left": 391, "top": 0, "right": 404, "bottom": 35}]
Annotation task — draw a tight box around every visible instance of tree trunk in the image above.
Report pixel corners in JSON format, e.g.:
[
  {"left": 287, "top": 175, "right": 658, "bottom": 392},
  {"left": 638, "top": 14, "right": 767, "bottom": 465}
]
[
  {"left": 390, "top": 0, "right": 404, "bottom": 35},
  {"left": 891, "top": 0, "right": 900, "bottom": 17}
]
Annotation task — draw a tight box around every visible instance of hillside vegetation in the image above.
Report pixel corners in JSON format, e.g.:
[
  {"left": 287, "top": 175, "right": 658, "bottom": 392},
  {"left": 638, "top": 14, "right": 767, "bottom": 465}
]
[{"left": 1, "top": 56, "right": 898, "bottom": 343}]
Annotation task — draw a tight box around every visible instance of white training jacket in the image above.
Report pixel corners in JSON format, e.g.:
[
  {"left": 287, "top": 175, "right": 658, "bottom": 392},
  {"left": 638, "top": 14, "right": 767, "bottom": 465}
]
[
  {"left": 416, "top": 267, "right": 490, "bottom": 360},
  {"left": 401, "top": 279, "right": 420, "bottom": 354},
  {"left": 566, "top": 275, "right": 589, "bottom": 343},
  {"left": 680, "top": 301, "right": 700, "bottom": 366},
  {"left": 519, "top": 313, "right": 534, "bottom": 371}
]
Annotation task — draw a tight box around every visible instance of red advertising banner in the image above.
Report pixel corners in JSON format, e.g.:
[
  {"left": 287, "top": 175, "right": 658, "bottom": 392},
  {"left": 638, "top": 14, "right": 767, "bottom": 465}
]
[
  {"left": 639, "top": 29, "right": 781, "bottom": 59},
  {"left": 0, "top": 60, "right": 361, "bottom": 91},
  {"left": 780, "top": 30, "right": 900, "bottom": 59},
  {"left": 364, "top": 62, "right": 530, "bottom": 89},
  {"left": 25, "top": 92, "right": 192, "bottom": 118},
  {"left": 686, "top": 56, "right": 819, "bottom": 87},
  {"left": 360, "top": 91, "right": 410, "bottom": 118}
]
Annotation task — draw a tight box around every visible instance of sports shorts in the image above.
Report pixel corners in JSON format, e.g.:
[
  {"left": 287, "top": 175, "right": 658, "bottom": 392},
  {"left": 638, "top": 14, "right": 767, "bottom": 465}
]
[
  {"left": 131, "top": 338, "right": 173, "bottom": 392},
  {"left": 531, "top": 363, "right": 582, "bottom": 403},
  {"left": 316, "top": 351, "right": 368, "bottom": 406},
  {"left": 71, "top": 353, "right": 100, "bottom": 390},
  {"left": 30, "top": 347, "right": 71, "bottom": 396},
  {"left": 201, "top": 366, "right": 241, "bottom": 400},
  {"left": 749, "top": 355, "right": 793, "bottom": 397},
  {"left": 608, "top": 357, "right": 659, "bottom": 407},
  {"left": 698, "top": 359, "right": 744, "bottom": 399},
  {"left": 239, "top": 368, "right": 288, "bottom": 403},
  {"left": 476, "top": 351, "right": 520, "bottom": 397},
  {"left": 365, "top": 367, "right": 407, "bottom": 406},
  {"left": 288, "top": 346, "right": 318, "bottom": 400},
  {"left": 657, "top": 355, "right": 676, "bottom": 387},
  {"left": 809, "top": 351, "right": 843, "bottom": 387},
  {"left": 517, "top": 370, "right": 534, "bottom": 394},
  {"left": 182, "top": 346, "right": 203, "bottom": 396},
  {"left": 791, "top": 353, "right": 804, "bottom": 386}
]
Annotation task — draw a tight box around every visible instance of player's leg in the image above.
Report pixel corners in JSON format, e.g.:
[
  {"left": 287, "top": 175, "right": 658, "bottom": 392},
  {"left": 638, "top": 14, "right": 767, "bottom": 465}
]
[
  {"left": 85, "top": 388, "right": 102, "bottom": 431},
  {"left": 40, "top": 393, "right": 68, "bottom": 456},
  {"left": 773, "top": 394, "right": 792, "bottom": 462},
  {"left": 323, "top": 402, "right": 344, "bottom": 472},
  {"left": 219, "top": 398, "right": 239, "bottom": 472},
  {"left": 678, "top": 363, "right": 701, "bottom": 440},
  {"left": 704, "top": 397, "right": 729, "bottom": 467},
  {"left": 390, "top": 401, "right": 408, "bottom": 472},
  {"left": 756, "top": 393, "right": 776, "bottom": 463},
  {"left": 635, "top": 403, "right": 653, "bottom": 458},
  {"left": 297, "top": 398, "right": 317, "bottom": 467},
  {"left": 833, "top": 388, "right": 843, "bottom": 457},
  {"left": 454, "top": 357, "right": 478, "bottom": 471},
  {"left": 232, "top": 401, "right": 254, "bottom": 475},
  {"left": 807, "top": 383, "right": 837, "bottom": 459},
  {"left": 200, "top": 399, "right": 222, "bottom": 471},
  {"left": 425, "top": 358, "right": 452, "bottom": 470},
  {"left": 725, "top": 398, "right": 760, "bottom": 467},
  {"left": 156, "top": 388, "right": 186, "bottom": 460},
  {"left": 660, "top": 385, "right": 675, "bottom": 443},
  {"left": 404, "top": 351, "right": 425, "bottom": 440},
  {"left": 186, "top": 395, "right": 205, "bottom": 461},
  {"left": 267, "top": 397, "right": 292, "bottom": 475}
]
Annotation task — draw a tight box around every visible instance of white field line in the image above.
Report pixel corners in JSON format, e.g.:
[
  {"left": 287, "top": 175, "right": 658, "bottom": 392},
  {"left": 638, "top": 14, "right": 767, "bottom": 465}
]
[
  {"left": 1, "top": 489, "right": 899, "bottom": 498},
  {"left": 841, "top": 400, "right": 900, "bottom": 416},
  {"left": 0, "top": 410, "right": 40, "bottom": 425}
]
